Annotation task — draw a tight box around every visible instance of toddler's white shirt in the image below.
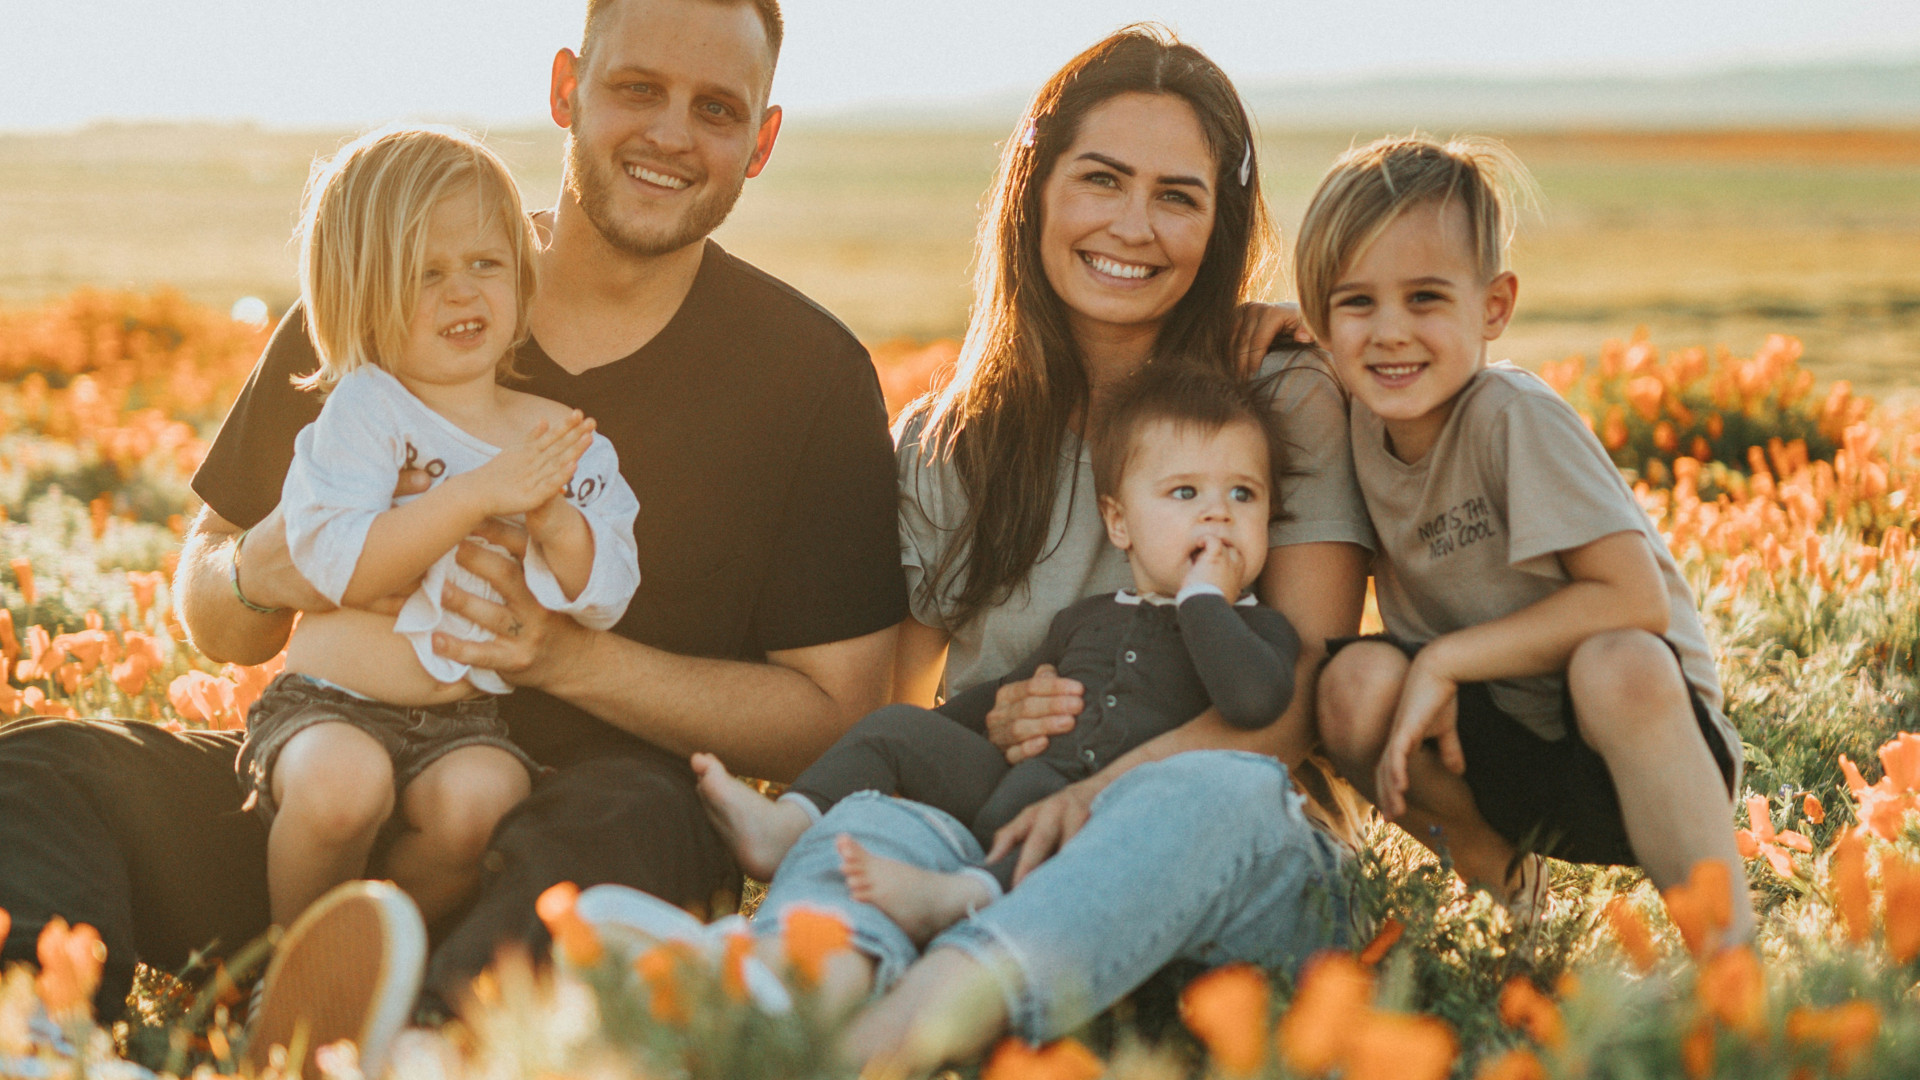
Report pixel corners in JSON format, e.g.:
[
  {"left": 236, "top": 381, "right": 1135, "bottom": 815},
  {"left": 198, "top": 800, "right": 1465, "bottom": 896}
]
[{"left": 282, "top": 366, "right": 641, "bottom": 694}]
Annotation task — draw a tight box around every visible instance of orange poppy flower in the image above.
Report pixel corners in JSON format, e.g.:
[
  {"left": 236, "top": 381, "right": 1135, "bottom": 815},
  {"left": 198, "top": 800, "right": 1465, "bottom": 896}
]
[
  {"left": 981, "top": 1037, "right": 1104, "bottom": 1080},
  {"left": 127, "top": 571, "right": 164, "bottom": 618},
  {"left": 1830, "top": 828, "right": 1872, "bottom": 945},
  {"left": 35, "top": 917, "right": 104, "bottom": 1019},
  {"left": 0, "top": 907, "right": 10, "bottom": 949},
  {"left": 1681, "top": 1016, "right": 1715, "bottom": 1079},
  {"left": 123, "top": 631, "right": 164, "bottom": 668},
  {"left": 1497, "top": 977, "right": 1565, "bottom": 1050},
  {"left": 1626, "top": 376, "right": 1665, "bottom": 423},
  {"left": 1179, "top": 963, "right": 1269, "bottom": 1076},
  {"left": 1276, "top": 952, "right": 1374, "bottom": 1074},
  {"left": 1662, "top": 860, "right": 1733, "bottom": 958},
  {"left": 0, "top": 609, "right": 17, "bottom": 662},
  {"left": 1882, "top": 855, "right": 1920, "bottom": 965},
  {"left": 10, "top": 557, "right": 35, "bottom": 607},
  {"left": 1602, "top": 406, "right": 1629, "bottom": 452},
  {"left": 534, "top": 882, "right": 605, "bottom": 968},
  {"left": 721, "top": 931, "right": 754, "bottom": 1003},
  {"left": 1475, "top": 1048, "right": 1546, "bottom": 1080},
  {"left": 635, "top": 944, "right": 691, "bottom": 1025},
  {"left": 1344, "top": 1012, "right": 1456, "bottom": 1080},
  {"left": 781, "top": 906, "right": 852, "bottom": 986},
  {"left": 1881, "top": 732, "right": 1920, "bottom": 791},
  {"left": 111, "top": 652, "right": 152, "bottom": 696},
  {"left": 1695, "top": 946, "right": 1764, "bottom": 1038},
  {"left": 1605, "top": 896, "right": 1660, "bottom": 972},
  {"left": 1786, "top": 1001, "right": 1880, "bottom": 1074},
  {"left": 54, "top": 629, "right": 108, "bottom": 674},
  {"left": 1357, "top": 917, "right": 1403, "bottom": 965},
  {"left": 1736, "top": 795, "right": 1811, "bottom": 878},
  {"left": 1840, "top": 745, "right": 1920, "bottom": 843},
  {"left": 1802, "top": 794, "right": 1824, "bottom": 824}
]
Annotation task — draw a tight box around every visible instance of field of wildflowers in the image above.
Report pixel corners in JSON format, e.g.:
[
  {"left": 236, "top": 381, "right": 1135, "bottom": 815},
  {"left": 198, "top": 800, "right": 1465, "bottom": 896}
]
[{"left": 1, "top": 291, "right": 1918, "bottom": 1078}]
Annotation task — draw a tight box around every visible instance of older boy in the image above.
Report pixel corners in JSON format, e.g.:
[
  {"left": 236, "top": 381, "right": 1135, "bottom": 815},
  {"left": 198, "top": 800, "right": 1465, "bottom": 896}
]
[{"left": 1298, "top": 136, "right": 1752, "bottom": 940}]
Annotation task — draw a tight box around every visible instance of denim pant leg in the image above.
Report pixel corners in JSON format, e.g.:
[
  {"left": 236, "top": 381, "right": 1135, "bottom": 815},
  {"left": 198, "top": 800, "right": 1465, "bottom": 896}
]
[
  {"left": 930, "top": 750, "right": 1353, "bottom": 1042},
  {"left": 754, "top": 791, "right": 984, "bottom": 991}
]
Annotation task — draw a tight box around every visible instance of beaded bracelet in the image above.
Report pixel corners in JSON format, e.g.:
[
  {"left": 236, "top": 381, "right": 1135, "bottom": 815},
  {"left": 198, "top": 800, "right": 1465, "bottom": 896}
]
[{"left": 230, "top": 527, "right": 289, "bottom": 615}]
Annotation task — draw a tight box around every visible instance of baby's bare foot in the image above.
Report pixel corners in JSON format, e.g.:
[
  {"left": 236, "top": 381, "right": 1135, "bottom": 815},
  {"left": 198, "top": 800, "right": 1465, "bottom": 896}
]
[
  {"left": 691, "top": 752, "right": 811, "bottom": 880},
  {"left": 837, "top": 834, "right": 995, "bottom": 946}
]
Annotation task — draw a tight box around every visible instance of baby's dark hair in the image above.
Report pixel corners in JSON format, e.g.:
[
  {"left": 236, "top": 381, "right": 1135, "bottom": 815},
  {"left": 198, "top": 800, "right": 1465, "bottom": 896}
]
[{"left": 1090, "top": 362, "right": 1287, "bottom": 513}]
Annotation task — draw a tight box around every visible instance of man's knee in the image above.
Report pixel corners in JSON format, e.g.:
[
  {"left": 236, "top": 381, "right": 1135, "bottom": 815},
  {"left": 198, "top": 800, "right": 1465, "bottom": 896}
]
[{"left": 1316, "top": 643, "right": 1408, "bottom": 767}]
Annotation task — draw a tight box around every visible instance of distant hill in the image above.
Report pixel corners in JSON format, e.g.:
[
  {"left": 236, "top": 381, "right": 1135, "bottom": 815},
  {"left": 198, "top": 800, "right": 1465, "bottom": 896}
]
[
  {"left": 818, "top": 57, "right": 1920, "bottom": 131},
  {"left": 1241, "top": 57, "right": 1920, "bottom": 130}
]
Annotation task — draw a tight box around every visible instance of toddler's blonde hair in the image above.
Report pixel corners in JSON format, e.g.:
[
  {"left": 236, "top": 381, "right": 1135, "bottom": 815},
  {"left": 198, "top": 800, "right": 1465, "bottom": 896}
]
[
  {"left": 1293, "top": 134, "right": 1536, "bottom": 340},
  {"left": 295, "top": 123, "right": 537, "bottom": 391}
]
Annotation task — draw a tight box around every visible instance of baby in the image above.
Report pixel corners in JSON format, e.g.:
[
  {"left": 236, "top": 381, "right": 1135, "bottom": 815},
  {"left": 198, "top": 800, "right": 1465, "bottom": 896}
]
[
  {"left": 696, "top": 363, "right": 1298, "bottom": 941},
  {"left": 232, "top": 125, "right": 640, "bottom": 928}
]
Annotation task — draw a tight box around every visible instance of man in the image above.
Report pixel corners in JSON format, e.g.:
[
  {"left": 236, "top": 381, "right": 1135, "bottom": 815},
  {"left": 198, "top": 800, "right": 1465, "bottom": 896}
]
[{"left": 0, "top": 0, "right": 904, "bottom": 1055}]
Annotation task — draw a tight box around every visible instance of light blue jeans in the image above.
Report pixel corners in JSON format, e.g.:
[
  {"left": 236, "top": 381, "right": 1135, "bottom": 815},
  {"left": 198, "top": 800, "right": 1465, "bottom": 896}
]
[{"left": 755, "top": 750, "right": 1352, "bottom": 1041}]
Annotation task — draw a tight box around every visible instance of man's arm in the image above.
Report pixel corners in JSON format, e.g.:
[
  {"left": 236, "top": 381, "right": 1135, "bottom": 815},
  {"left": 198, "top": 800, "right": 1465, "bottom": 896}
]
[
  {"left": 434, "top": 527, "right": 895, "bottom": 782},
  {"left": 177, "top": 506, "right": 309, "bottom": 666}
]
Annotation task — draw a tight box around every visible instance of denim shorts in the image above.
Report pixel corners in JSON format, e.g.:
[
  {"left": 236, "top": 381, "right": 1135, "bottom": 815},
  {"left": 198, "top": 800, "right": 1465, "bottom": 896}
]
[{"left": 236, "top": 673, "right": 539, "bottom": 828}]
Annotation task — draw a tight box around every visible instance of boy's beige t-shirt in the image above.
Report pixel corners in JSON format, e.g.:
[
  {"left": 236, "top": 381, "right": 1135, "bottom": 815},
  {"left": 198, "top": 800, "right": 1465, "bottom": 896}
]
[
  {"left": 1351, "top": 363, "right": 1741, "bottom": 779},
  {"left": 901, "top": 349, "right": 1375, "bottom": 695}
]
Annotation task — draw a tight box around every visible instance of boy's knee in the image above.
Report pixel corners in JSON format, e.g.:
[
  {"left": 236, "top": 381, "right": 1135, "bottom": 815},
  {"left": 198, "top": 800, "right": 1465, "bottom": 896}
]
[
  {"left": 1568, "top": 629, "right": 1692, "bottom": 748},
  {"left": 1316, "top": 643, "right": 1407, "bottom": 765}
]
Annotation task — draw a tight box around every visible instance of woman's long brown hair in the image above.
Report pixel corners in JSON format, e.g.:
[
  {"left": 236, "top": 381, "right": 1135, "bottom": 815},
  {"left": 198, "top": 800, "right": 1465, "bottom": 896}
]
[{"left": 905, "top": 24, "right": 1279, "bottom": 628}]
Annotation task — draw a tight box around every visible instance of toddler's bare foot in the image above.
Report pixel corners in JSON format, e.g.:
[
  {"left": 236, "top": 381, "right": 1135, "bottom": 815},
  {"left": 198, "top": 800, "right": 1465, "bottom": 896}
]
[
  {"left": 691, "top": 752, "right": 811, "bottom": 880},
  {"left": 837, "top": 834, "right": 994, "bottom": 946}
]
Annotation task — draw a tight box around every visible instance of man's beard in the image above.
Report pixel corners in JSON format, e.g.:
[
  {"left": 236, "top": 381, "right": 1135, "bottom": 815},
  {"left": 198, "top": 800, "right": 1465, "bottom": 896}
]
[{"left": 565, "top": 132, "right": 746, "bottom": 258}]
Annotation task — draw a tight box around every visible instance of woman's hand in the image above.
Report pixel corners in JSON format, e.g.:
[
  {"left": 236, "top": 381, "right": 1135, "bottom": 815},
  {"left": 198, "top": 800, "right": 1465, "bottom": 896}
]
[
  {"left": 1372, "top": 652, "right": 1464, "bottom": 820},
  {"left": 433, "top": 518, "right": 592, "bottom": 687},
  {"left": 984, "top": 665, "right": 1084, "bottom": 764},
  {"left": 984, "top": 778, "right": 1101, "bottom": 886},
  {"left": 1232, "top": 301, "right": 1314, "bottom": 374}
]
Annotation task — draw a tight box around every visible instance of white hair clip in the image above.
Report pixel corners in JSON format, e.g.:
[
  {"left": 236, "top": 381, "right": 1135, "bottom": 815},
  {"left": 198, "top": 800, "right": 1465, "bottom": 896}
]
[
  {"left": 1238, "top": 140, "right": 1252, "bottom": 186},
  {"left": 1020, "top": 120, "right": 1038, "bottom": 148}
]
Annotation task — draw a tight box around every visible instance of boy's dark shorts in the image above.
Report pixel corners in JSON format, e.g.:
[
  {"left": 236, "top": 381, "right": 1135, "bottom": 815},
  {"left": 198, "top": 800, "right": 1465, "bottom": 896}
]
[
  {"left": 236, "top": 673, "right": 540, "bottom": 829},
  {"left": 1326, "top": 633, "right": 1737, "bottom": 866}
]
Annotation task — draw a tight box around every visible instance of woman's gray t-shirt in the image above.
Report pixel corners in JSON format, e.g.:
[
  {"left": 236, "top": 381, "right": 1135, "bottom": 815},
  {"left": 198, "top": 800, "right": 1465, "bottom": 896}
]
[{"left": 899, "top": 349, "right": 1375, "bottom": 694}]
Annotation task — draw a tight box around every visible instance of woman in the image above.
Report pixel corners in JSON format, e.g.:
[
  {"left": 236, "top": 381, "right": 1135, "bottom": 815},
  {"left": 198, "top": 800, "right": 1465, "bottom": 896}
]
[{"left": 753, "top": 25, "right": 1375, "bottom": 1068}]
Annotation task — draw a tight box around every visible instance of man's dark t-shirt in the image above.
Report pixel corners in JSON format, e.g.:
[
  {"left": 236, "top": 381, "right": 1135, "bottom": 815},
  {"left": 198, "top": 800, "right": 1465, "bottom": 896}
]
[{"left": 192, "top": 241, "right": 908, "bottom": 768}]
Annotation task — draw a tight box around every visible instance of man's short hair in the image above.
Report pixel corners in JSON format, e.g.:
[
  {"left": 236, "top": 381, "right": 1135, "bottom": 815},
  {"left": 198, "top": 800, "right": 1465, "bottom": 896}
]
[
  {"left": 1090, "top": 363, "right": 1287, "bottom": 514},
  {"left": 581, "top": 0, "right": 784, "bottom": 72},
  {"left": 1294, "top": 134, "right": 1534, "bottom": 341}
]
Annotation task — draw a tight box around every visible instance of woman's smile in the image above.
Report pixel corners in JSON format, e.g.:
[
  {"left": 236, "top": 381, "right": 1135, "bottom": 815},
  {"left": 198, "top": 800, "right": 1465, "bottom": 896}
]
[
  {"left": 1038, "top": 92, "right": 1216, "bottom": 345},
  {"left": 1078, "top": 250, "right": 1162, "bottom": 283}
]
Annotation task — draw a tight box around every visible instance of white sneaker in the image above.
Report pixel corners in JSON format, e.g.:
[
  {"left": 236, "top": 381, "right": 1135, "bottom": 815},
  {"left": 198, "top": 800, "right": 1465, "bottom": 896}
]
[
  {"left": 242, "top": 881, "right": 426, "bottom": 1079},
  {"left": 575, "top": 885, "right": 792, "bottom": 1014}
]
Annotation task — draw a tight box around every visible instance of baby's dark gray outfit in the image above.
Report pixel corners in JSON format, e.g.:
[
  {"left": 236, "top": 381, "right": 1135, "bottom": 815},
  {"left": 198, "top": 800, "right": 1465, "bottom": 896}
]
[{"left": 789, "top": 588, "right": 1299, "bottom": 889}]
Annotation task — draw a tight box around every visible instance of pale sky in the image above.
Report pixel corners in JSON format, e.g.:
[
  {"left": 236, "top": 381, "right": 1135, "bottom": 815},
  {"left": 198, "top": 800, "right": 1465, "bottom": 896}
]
[{"left": 3, "top": 0, "right": 1916, "bottom": 131}]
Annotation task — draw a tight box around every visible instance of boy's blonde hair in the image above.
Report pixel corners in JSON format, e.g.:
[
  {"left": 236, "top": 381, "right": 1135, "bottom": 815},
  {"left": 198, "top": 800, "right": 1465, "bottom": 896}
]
[
  {"left": 295, "top": 123, "right": 537, "bottom": 392},
  {"left": 1294, "top": 134, "right": 1536, "bottom": 340}
]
